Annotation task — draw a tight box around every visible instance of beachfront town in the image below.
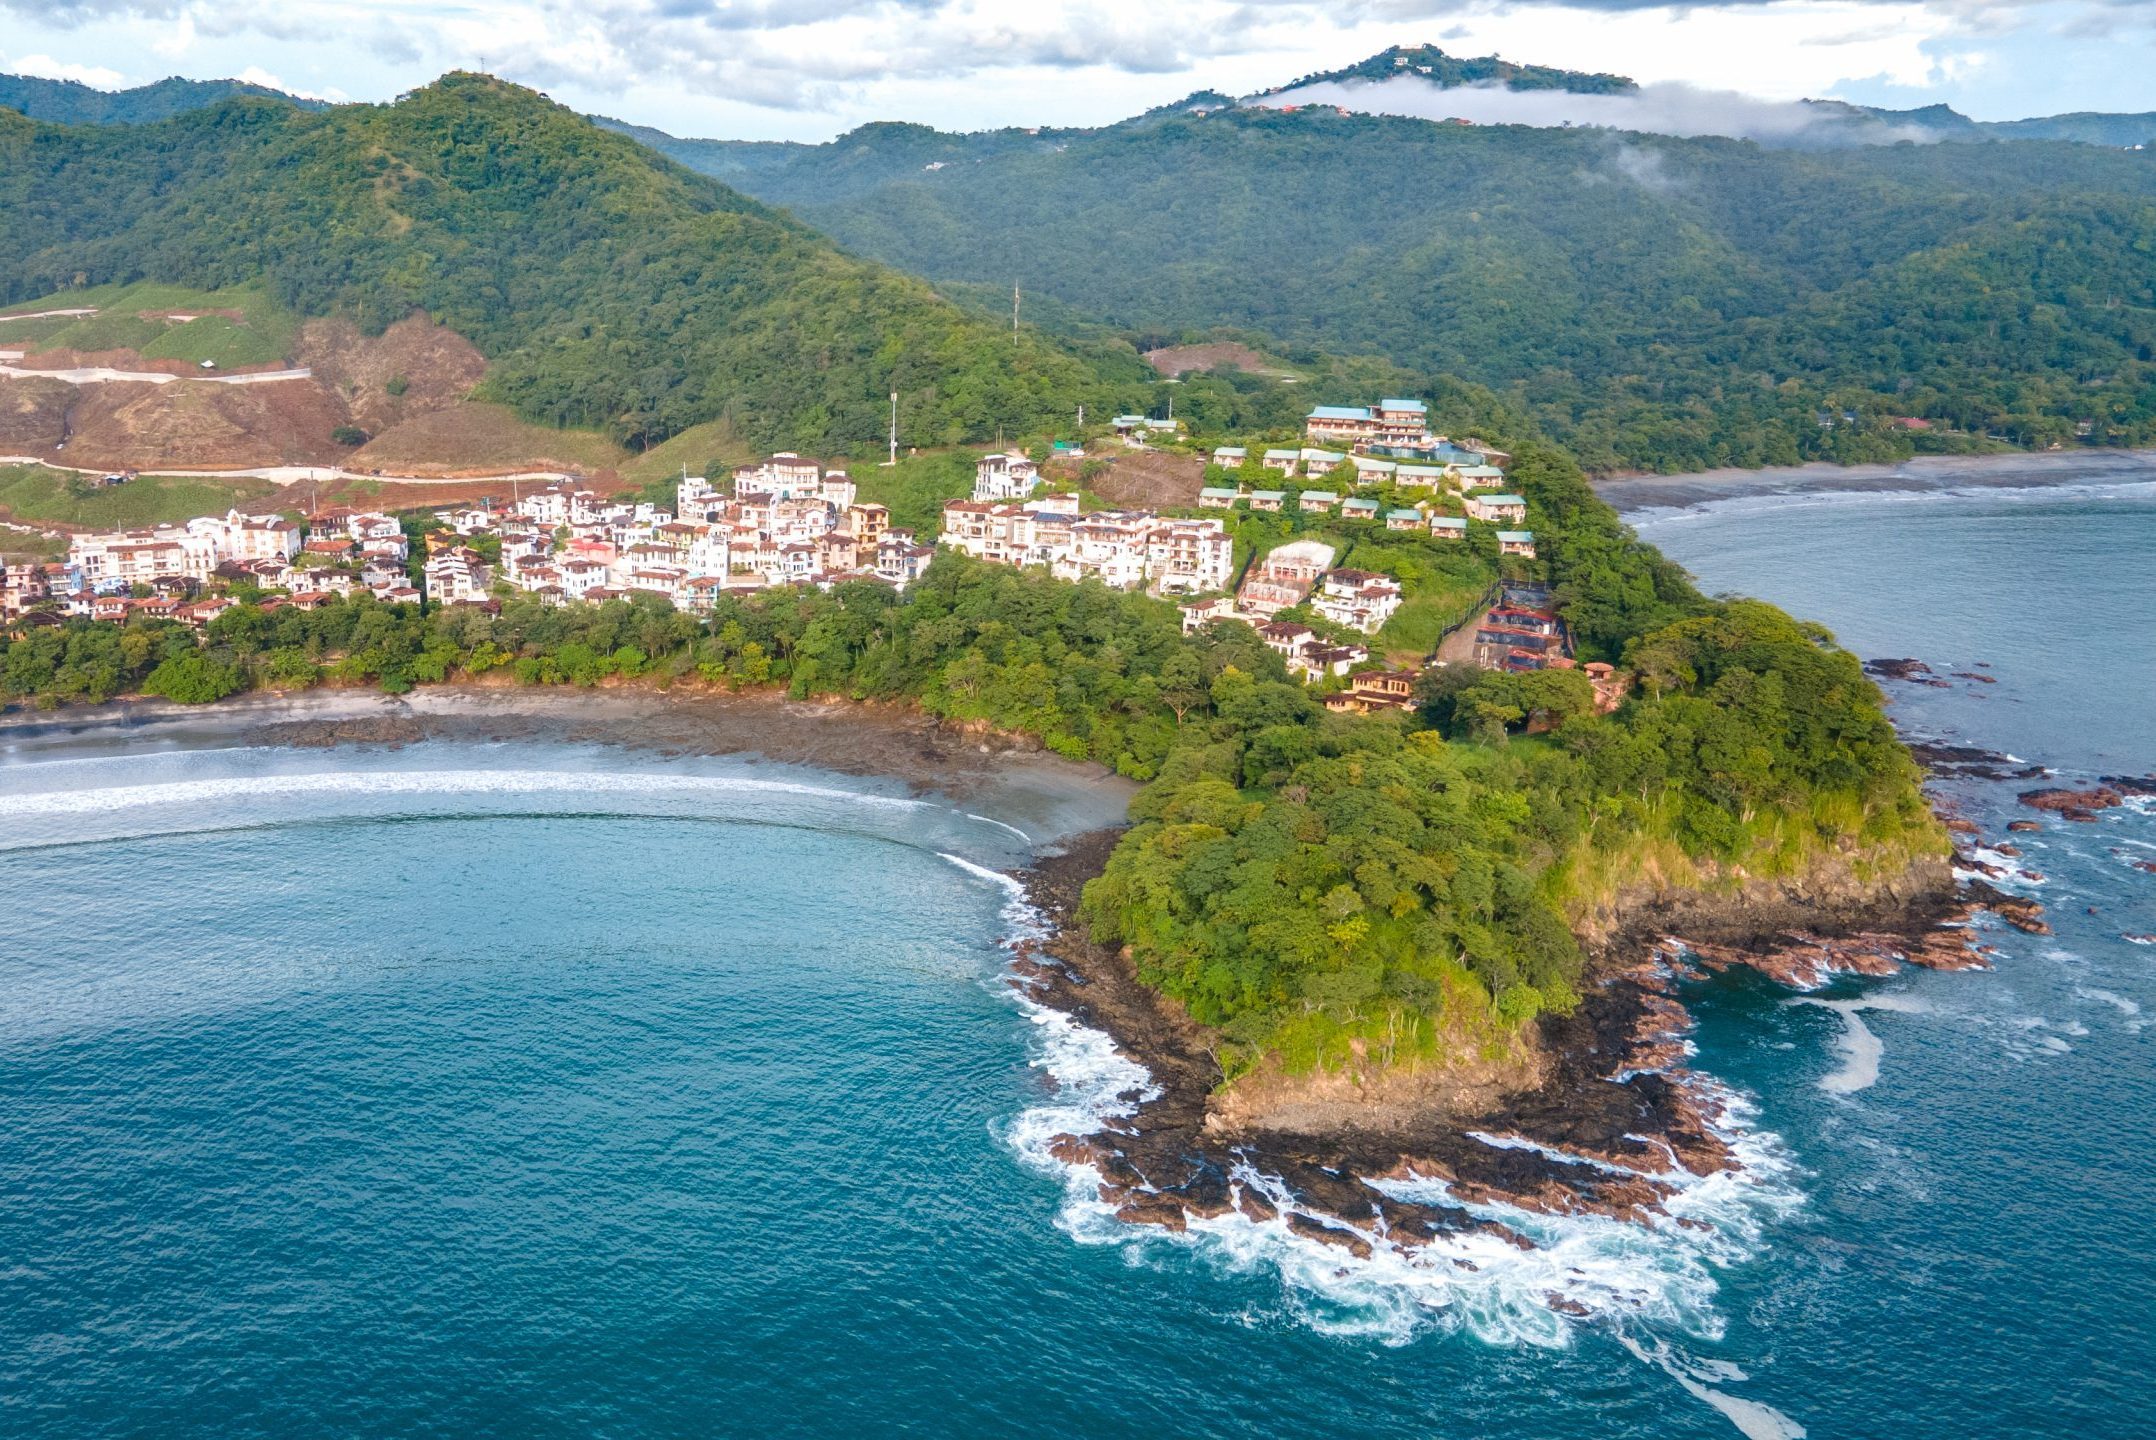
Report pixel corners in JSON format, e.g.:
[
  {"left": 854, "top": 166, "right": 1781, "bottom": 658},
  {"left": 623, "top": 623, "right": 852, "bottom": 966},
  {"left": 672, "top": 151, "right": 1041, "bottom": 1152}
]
[{"left": 3, "top": 399, "right": 1614, "bottom": 703}]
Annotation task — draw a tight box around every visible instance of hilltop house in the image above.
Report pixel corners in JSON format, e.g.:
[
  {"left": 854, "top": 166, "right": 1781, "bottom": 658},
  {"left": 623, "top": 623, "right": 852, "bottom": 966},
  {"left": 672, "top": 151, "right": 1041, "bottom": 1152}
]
[
  {"left": 1310, "top": 570, "right": 1403, "bottom": 634},
  {"left": 973, "top": 452, "right": 1041, "bottom": 502}
]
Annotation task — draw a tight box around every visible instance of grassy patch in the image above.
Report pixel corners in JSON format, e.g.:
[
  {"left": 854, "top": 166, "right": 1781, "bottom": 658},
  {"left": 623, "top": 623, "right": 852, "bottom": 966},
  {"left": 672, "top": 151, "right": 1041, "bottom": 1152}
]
[
  {"left": 0, "top": 527, "right": 68, "bottom": 561},
  {"left": 618, "top": 417, "right": 756, "bottom": 489},
  {"left": 0, "top": 314, "right": 75, "bottom": 346},
  {"left": 141, "top": 314, "right": 289, "bottom": 368},
  {"left": 0, "top": 464, "right": 278, "bottom": 528},
  {"left": 352, "top": 402, "right": 629, "bottom": 475},
  {"left": 851, "top": 450, "right": 982, "bottom": 535},
  {"left": 2, "top": 281, "right": 297, "bottom": 365}
]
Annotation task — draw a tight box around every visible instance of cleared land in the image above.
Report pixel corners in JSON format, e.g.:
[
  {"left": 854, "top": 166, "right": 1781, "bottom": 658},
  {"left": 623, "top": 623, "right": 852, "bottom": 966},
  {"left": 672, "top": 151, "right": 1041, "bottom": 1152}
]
[
  {"left": 350, "top": 402, "right": 629, "bottom": 476},
  {"left": 1048, "top": 449, "right": 1206, "bottom": 509},
  {"left": 1141, "top": 341, "right": 1300, "bottom": 380}
]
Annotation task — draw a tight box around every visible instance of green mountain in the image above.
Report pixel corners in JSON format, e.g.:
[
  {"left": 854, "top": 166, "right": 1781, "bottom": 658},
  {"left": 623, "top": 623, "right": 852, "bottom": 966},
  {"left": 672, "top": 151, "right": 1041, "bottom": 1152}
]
[
  {"left": 0, "top": 76, "right": 1149, "bottom": 452},
  {"left": 0, "top": 72, "right": 325, "bottom": 125},
  {"left": 1260, "top": 44, "right": 1636, "bottom": 97},
  {"left": 640, "top": 96, "right": 2156, "bottom": 471}
]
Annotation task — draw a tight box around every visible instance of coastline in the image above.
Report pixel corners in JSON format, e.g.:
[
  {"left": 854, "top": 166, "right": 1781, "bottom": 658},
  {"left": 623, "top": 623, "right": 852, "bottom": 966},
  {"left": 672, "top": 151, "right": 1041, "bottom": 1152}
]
[
  {"left": 1593, "top": 446, "right": 2156, "bottom": 514},
  {"left": 1011, "top": 820, "right": 1985, "bottom": 1264},
  {"left": 1, "top": 681, "right": 2036, "bottom": 1272},
  {"left": 0, "top": 684, "right": 1141, "bottom": 846}
]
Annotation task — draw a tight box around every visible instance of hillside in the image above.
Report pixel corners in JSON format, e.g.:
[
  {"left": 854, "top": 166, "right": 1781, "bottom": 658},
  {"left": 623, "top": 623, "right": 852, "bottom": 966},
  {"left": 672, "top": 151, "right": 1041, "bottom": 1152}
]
[
  {"left": 657, "top": 100, "right": 2156, "bottom": 471},
  {"left": 1260, "top": 43, "right": 1636, "bottom": 97},
  {"left": 0, "top": 73, "right": 323, "bottom": 125},
  {"left": 0, "top": 76, "right": 1151, "bottom": 456}
]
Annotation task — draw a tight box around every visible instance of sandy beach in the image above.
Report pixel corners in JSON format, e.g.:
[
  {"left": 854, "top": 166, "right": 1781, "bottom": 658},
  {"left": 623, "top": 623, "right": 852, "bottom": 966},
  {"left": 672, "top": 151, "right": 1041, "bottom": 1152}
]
[{"left": 1594, "top": 446, "right": 2156, "bottom": 514}]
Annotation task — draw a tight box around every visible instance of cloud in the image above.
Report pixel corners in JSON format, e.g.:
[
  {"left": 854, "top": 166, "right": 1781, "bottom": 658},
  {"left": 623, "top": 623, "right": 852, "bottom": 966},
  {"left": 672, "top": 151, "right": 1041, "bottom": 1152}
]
[
  {"left": 3, "top": 49, "right": 125, "bottom": 85},
  {"left": 1, "top": 0, "right": 2150, "bottom": 134},
  {"left": 1258, "top": 73, "right": 1945, "bottom": 144}
]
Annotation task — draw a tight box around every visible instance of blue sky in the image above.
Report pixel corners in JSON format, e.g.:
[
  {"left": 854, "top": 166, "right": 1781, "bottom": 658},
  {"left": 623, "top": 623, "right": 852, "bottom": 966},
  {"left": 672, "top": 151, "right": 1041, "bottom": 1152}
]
[{"left": 1, "top": 1, "right": 2150, "bottom": 141}]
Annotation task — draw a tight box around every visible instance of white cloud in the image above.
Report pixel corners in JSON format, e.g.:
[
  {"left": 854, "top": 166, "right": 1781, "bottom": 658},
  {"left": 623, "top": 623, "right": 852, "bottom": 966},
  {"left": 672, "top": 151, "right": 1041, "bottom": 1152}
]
[
  {"left": 4, "top": 49, "right": 124, "bottom": 85},
  {"left": 1259, "top": 74, "right": 1947, "bottom": 144},
  {"left": 233, "top": 62, "right": 339, "bottom": 99},
  {"left": 0, "top": 0, "right": 2150, "bottom": 137}
]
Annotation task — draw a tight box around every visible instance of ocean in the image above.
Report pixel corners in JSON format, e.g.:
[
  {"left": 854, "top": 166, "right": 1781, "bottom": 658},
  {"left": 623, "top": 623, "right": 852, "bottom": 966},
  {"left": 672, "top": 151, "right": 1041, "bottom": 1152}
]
[{"left": 2, "top": 477, "right": 2151, "bottom": 1437}]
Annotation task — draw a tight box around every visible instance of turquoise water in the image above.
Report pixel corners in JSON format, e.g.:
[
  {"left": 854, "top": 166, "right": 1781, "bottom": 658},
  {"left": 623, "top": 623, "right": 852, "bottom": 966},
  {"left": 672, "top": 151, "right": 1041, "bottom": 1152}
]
[{"left": 3, "top": 481, "right": 2153, "bottom": 1437}]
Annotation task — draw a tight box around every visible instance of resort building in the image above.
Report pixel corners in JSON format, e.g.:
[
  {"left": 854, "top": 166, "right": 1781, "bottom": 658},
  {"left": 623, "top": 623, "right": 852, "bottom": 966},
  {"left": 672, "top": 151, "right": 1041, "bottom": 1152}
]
[
  {"left": 1303, "top": 399, "right": 1435, "bottom": 449},
  {"left": 1464, "top": 493, "right": 1529, "bottom": 524}
]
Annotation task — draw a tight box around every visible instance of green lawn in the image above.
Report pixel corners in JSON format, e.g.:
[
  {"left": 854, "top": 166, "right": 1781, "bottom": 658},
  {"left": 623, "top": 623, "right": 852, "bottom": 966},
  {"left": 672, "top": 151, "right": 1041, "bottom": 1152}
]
[{"left": 0, "top": 464, "right": 279, "bottom": 528}]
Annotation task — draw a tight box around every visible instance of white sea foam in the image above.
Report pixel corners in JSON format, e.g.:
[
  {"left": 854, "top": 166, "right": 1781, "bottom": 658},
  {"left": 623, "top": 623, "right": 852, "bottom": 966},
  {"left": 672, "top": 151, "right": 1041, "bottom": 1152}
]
[
  {"left": 960, "top": 853, "right": 1811, "bottom": 1435},
  {"left": 1006, "top": 988, "right": 1803, "bottom": 1353},
  {"left": 1616, "top": 1334, "right": 1809, "bottom": 1440},
  {"left": 0, "top": 767, "right": 931, "bottom": 820},
  {"left": 963, "top": 812, "right": 1033, "bottom": 845},
  {"left": 1789, "top": 993, "right": 1931, "bottom": 1095},
  {"left": 1962, "top": 847, "right": 2047, "bottom": 888},
  {"left": 2077, "top": 988, "right": 2143, "bottom": 1018}
]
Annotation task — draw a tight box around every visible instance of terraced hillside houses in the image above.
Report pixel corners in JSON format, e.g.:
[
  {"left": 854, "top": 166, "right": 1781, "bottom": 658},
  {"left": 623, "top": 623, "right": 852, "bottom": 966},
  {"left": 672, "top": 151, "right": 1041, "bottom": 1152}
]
[{"left": 938, "top": 494, "right": 1234, "bottom": 596}]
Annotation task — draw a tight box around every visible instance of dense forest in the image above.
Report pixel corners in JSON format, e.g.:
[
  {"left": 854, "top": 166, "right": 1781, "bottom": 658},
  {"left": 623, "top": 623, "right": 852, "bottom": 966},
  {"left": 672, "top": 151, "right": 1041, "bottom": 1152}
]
[
  {"left": 0, "top": 74, "right": 326, "bottom": 126},
  {"left": 0, "top": 437, "right": 1940, "bottom": 1079},
  {"left": 0, "top": 76, "right": 1153, "bottom": 454},
  {"left": 677, "top": 103, "right": 2156, "bottom": 471}
]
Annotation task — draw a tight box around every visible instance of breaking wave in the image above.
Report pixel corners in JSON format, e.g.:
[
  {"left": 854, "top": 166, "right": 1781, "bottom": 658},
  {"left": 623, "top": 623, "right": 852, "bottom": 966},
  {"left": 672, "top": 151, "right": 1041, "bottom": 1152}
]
[
  {"left": 951, "top": 851, "right": 1812, "bottom": 1432},
  {"left": 0, "top": 767, "right": 932, "bottom": 820}
]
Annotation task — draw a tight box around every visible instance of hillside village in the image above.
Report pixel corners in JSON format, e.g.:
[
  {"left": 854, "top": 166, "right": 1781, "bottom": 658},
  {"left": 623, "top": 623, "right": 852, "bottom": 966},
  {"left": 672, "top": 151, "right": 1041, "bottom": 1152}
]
[{"left": 2, "top": 399, "right": 1620, "bottom": 708}]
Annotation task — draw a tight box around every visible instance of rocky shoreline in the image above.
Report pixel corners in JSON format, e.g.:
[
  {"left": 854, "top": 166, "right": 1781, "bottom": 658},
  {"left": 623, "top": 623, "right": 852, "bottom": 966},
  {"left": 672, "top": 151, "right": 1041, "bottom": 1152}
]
[{"left": 1010, "top": 828, "right": 1987, "bottom": 1266}]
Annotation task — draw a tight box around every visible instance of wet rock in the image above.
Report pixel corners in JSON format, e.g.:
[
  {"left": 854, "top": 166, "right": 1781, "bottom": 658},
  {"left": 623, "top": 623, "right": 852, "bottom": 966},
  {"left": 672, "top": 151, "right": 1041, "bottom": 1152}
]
[
  {"left": 1944, "top": 817, "right": 1982, "bottom": 836},
  {"left": 1994, "top": 844, "right": 2021, "bottom": 857},
  {"left": 1545, "top": 1293, "right": 1592, "bottom": 1318},
  {"left": 1952, "top": 672, "right": 1997, "bottom": 684},
  {"left": 1047, "top": 1134, "right": 1104, "bottom": 1168},
  {"left": 2008, "top": 820, "right": 2043, "bottom": 833},
  {"left": 2019, "top": 786, "right": 2124, "bottom": 823},
  {"left": 1966, "top": 880, "right": 2050, "bottom": 935},
  {"left": 2133, "top": 860, "right": 2156, "bottom": 876},
  {"left": 1864, "top": 657, "right": 1934, "bottom": 681},
  {"left": 1286, "top": 1213, "right": 1374, "bottom": 1259},
  {"left": 1114, "top": 1192, "right": 1190, "bottom": 1231}
]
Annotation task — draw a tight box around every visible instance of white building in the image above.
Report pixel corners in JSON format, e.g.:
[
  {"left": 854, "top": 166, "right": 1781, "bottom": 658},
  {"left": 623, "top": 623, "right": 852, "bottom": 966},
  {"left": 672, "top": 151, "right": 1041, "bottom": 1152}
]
[
  {"left": 974, "top": 452, "right": 1041, "bottom": 502},
  {"left": 1310, "top": 569, "right": 1404, "bottom": 634}
]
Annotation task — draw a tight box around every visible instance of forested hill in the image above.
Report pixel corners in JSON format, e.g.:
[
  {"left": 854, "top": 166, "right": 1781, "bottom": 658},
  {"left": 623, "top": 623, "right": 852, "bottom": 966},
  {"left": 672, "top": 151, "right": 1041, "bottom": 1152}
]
[
  {"left": 0, "top": 73, "right": 324, "bottom": 124},
  {"left": 682, "top": 105, "right": 2156, "bottom": 471},
  {"left": 0, "top": 75, "right": 1149, "bottom": 452},
  {"left": 1260, "top": 43, "right": 1636, "bottom": 97}
]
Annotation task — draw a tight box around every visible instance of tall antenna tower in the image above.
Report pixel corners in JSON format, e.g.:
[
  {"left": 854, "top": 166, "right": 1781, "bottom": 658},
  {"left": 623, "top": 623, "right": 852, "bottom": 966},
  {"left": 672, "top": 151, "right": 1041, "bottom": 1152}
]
[
  {"left": 1012, "top": 282, "right": 1021, "bottom": 335},
  {"left": 885, "top": 390, "right": 899, "bottom": 467}
]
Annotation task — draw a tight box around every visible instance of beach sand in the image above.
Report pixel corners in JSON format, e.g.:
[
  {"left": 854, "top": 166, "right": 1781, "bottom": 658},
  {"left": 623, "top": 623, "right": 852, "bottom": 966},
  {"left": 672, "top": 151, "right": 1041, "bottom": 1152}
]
[{"left": 1595, "top": 446, "right": 2156, "bottom": 514}]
